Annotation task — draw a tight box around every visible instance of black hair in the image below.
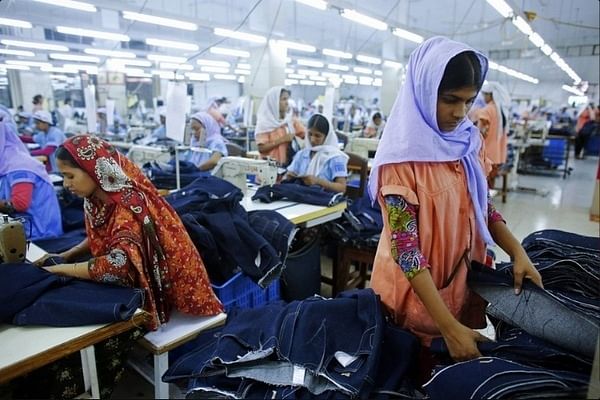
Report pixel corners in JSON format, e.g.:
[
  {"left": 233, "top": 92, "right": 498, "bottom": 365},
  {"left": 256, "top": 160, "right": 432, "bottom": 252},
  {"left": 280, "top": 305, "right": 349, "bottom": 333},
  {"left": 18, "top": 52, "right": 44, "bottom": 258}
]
[
  {"left": 438, "top": 51, "right": 483, "bottom": 93},
  {"left": 32, "top": 94, "right": 43, "bottom": 104},
  {"left": 307, "top": 113, "right": 330, "bottom": 135},
  {"left": 372, "top": 112, "right": 382, "bottom": 121},
  {"left": 55, "top": 145, "right": 80, "bottom": 168},
  {"left": 280, "top": 88, "right": 291, "bottom": 98}
]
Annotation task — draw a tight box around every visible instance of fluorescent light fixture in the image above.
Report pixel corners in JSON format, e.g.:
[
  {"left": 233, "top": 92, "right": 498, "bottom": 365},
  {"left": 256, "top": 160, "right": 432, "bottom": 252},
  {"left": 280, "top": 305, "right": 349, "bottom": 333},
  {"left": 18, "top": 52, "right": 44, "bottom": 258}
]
[
  {"left": 1, "top": 39, "right": 68, "bottom": 51},
  {"left": 295, "top": 0, "right": 327, "bottom": 10},
  {"left": 209, "top": 47, "right": 250, "bottom": 58},
  {"left": 213, "top": 27, "right": 266, "bottom": 43},
  {"left": 84, "top": 48, "right": 136, "bottom": 58},
  {"left": 392, "top": 28, "right": 424, "bottom": 44},
  {"left": 33, "top": 0, "right": 96, "bottom": 12},
  {"left": 488, "top": 61, "right": 499, "bottom": 69},
  {"left": 285, "top": 79, "right": 299, "bottom": 85},
  {"left": 383, "top": 60, "right": 402, "bottom": 69},
  {"left": 322, "top": 48, "right": 352, "bottom": 59},
  {"left": 0, "top": 49, "right": 35, "bottom": 57},
  {"left": 159, "top": 62, "right": 194, "bottom": 70},
  {"left": 5, "top": 60, "right": 52, "bottom": 68},
  {"left": 297, "top": 59, "right": 324, "bottom": 68},
  {"left": 196, "top": 59, "right": 230, "bottom": 67},
  {"left": 185, "top": 72, "right": 210, "bottom": 81},
  {"left": 550, "top": 52, "right": 562, "bottom": 63},
  {"left": 285, "top": 68, "right": 294, "bottom": 73},
  {"left": 359, "top": 76, "right": 374, "bottom": 85},
  {"left": 237, "top": 63, "right": 251, "bottom": 69},
  {"left": 234, "top": 69, "right": 251, "bottom": 75},
  {"left": 214, "top": 74, "right": 236, "bottom": 80},
  {"left": 489, "top": 60, "right": 538, "bottom": 84},
  {"left": 562, "top": 84, "right": 584, "bottom": 96},
  {"left": 342, "top": 74, "right": 358, "bottom": 80},
  {"left": 321, "top": 72, "right": 339, "bottom": 78},
  {"left": 63, "top": 63, "right": 98, "bottom": 73},
  {"left": 309, "top": 75, "right": 327, "bottom": 81},
  {"left": 512, "top": 16, "right": 532, "bottom": 36},
  {"left": 315, "top": 81, "right": 327, "bottom": 86},
  {"left": 0, "top": 63, "right": 30, "bottom": 70},
  {"left": 288, "top": 73, "right": 306, "bottom": 79},
  {"left": 237, "top": 76, "right": 245, "bottom": 83},
  {"left": 356, "top": 54, "right": 381, "bottom": 64},
  {"left": 341, "top": 9, "right": 387, "bottom": 31},
  {"left": 56, "top": 26, "right": 129, "bottom": 41},
  {"left": 111, "top": 67, "right": 145, "bottom": 75},
  {"left": 200, "top": 66, "right": 230, "bottom": 73},
  {"left": 107, "top": 58, "right": 152, "bottom": 67},
  {"left": 270, "top": 40, "right": 316, "bottom": 53},
  {"left": 299, "top": 79, "right": 315, "bottom": 86},
  {"left": 485, "top": 0, "right": 513, "bottom": 18},
  {"left": 297, "top": 69, "right": 319, "bottom": 76},
  {"left": 327, "top": 63, "right": 349, "bottom": 71},
  {"left": 40, "top": 66, "right": 77, "bottom": 73},
  {"left": 152, "top": 69, "right": 183, "bottom": 79},
  {"left": 0, "top": 17, "right": 32, "bottom": 29},
  {"left": 528, "top": 32, "right": 544, "bottom": 48},
  {"left": 49, "top": 53, "right": 99, "bottom": 63},
  {"left": 146, "top": 38, "right": 199, "bottom": 51},
  {"left": 353, "top": 66, "right": 372, "bottom": 74},
  {"left": 540, "top": 44, "right": 552, "bottom": 56},
  {"left": 374, "top": 70, "right": 382, "bottom": 76},
  {"left": 122, "top": 11, "right": 197, "bottom": 31},
  {"left": 147, "top": 54, "right": 187, "bottom": 63},
  {"left": 373, "top": 78, "right": 382, "bottom": 86},
  {"left": 125, "top": 71, "right": 152, "bottom": 78}
]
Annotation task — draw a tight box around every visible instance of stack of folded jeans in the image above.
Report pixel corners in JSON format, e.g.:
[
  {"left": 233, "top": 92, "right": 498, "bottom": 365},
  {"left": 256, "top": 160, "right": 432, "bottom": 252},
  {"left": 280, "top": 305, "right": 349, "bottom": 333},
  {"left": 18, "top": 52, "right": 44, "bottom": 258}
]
[
  {"left": 163, "top": 289, "right": 422, "bottom": 399},
  {"left": 252, "top": 179, "right": 346, "bottom": 207}
]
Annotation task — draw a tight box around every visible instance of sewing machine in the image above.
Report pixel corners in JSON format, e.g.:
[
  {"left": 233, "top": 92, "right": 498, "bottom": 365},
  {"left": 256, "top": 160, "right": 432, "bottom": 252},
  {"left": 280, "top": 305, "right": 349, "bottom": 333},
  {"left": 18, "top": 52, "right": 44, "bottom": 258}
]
[
  {"left": 0, "top": 214, "right": 26, "bottom": 264},
  {"left": 347, "top": 138, "right": 379, "bottom": 159},
  {"left": 211, "top": 156, "right": 278, "bottom": 194}
]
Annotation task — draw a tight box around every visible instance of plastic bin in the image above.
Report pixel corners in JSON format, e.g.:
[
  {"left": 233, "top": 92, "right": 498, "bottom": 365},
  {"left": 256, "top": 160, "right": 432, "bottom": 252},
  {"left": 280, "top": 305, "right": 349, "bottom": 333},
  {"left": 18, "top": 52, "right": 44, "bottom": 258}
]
[{"left": 211, "top": 272, "right": 280, "bottom": 312}]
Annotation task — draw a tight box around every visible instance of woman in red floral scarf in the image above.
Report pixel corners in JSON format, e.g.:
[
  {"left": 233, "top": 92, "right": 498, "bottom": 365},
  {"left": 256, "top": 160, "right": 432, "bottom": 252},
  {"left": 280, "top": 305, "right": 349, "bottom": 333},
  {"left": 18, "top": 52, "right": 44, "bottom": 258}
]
[{"left": 44, "top": 134, "right": 223, "bottom": 329}]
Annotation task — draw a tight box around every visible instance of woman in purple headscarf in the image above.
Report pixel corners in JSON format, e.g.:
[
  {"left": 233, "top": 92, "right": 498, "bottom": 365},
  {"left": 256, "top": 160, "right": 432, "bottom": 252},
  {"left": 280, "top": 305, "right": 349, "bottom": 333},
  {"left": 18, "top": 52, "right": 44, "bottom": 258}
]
[
  {"left": 368, "top": 37, "right": 542, "bottom": 363},
  {"left": 187, "top": 112, "right": 228, "bottom": 171}
]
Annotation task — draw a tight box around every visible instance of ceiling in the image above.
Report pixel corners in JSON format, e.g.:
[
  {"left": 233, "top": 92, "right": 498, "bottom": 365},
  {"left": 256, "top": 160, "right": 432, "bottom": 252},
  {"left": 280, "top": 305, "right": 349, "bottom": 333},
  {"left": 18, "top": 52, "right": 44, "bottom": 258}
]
[{"left": 0, "top": 0, "right": 598, "bottom": 96}]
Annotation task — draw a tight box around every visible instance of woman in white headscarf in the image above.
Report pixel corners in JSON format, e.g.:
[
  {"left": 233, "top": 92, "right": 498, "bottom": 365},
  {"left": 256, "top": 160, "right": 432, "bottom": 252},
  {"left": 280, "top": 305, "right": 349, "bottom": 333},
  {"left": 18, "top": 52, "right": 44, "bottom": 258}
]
[
  {"left": 364, "top": 111, "right": 385, "bottom": 138},
  {"left": 474, "top": 81, "right": 511, "bottom": 165},
  {"left": 286, "top": 113, "right": 348, "bottom": 193},
  {"left": 255, "top": 86, "right": 304, "bottom": 167}
]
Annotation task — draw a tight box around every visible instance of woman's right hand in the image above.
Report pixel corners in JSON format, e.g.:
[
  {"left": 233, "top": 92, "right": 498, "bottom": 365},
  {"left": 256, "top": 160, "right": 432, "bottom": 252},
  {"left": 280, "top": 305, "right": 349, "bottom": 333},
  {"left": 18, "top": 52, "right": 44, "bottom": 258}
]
[
  {"left": 442, "top": 322, "right": 488, "bottom": 361},
  {"left": 34, "top": 253, "right": 63, "bottom": 267}
]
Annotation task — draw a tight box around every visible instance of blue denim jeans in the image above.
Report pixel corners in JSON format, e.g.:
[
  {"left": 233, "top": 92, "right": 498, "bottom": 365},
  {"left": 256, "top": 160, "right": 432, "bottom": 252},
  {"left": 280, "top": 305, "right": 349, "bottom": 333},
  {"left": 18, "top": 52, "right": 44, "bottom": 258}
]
[{"left": 252, "top": 180, "right": 345, "bottom": 207}]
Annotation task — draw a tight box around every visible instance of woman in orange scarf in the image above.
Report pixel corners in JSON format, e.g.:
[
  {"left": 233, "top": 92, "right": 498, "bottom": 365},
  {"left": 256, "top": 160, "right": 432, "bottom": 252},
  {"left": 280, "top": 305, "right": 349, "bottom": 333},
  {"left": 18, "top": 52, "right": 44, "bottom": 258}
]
[{"left": 44, "top": 135, "right": 223, "bottom": 329}]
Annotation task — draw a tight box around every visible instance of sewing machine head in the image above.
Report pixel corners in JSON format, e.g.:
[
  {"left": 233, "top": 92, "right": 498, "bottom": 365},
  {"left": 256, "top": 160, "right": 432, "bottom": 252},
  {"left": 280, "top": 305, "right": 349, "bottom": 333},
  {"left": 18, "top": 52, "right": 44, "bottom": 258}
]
[
  {"left": 0, "top": 214, "right": 26, "bottom": 264},
  {"left": 211, "top": 156, "right": 278, "bottom": 194}
]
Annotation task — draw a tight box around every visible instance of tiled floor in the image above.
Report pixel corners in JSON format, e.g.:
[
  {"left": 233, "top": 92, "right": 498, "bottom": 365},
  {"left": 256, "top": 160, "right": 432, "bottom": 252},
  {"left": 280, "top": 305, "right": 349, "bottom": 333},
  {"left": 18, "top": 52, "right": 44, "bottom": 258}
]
[{"left": 112, "top": 155, "right": 599, "bottom": 399}]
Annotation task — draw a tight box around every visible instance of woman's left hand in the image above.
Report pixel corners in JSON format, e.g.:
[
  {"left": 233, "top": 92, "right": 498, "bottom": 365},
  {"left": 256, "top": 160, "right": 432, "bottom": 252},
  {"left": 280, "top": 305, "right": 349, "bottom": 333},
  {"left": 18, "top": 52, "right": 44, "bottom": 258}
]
[
  {"left": 512, "top": 252, "right": 543, "bottom": 295},
  {"left": 302, "top": 175, "right": 320, "bottom": 186}
]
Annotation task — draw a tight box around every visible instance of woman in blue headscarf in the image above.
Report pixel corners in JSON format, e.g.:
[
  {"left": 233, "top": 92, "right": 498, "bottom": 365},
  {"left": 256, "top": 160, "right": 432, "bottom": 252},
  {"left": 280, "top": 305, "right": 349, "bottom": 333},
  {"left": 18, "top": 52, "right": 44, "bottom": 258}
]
[{"left": 368, "top": 37, "right": 542, "bottom": 363}]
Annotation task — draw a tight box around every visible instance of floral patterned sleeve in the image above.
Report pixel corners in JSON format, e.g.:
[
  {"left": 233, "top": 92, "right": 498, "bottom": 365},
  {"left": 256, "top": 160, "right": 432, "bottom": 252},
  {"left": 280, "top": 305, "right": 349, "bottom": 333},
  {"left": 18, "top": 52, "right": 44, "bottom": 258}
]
[
  {"left": 88, "top": 243, "right": 138, "bottom": 287},
  {"left": 488, "top": 192, "right": 505, "bottom": 224},
  {"left": 384, "top": 194, "right": 429, "bottom": 280}
]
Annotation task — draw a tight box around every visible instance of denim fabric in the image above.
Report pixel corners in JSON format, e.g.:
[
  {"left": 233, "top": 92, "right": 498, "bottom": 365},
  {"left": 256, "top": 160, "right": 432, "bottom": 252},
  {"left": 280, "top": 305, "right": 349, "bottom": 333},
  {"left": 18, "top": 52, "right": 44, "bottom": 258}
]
[
  {"left": 0, "top": 263, "right": 143, "bottom": 326},
  {"left": 468, "top": 261, "right": 598, "bottom": 357},
  {"left": 521, "top": 229, "right": 600, "bottom": 254},
  {"left": 34, "top": 228, "right": 87, "bottom": 255},
  {"left": 143, "top": 161, "right": 212, "bottom": 189},
  {"left": 58, "top": 189, "right": 85, "bottom": 232},
  {"left": 248, "top": 210, "right": 297, "bottom": 262},
  {"left": 252, "top": 179, "right": 346, "bottom": 206}
]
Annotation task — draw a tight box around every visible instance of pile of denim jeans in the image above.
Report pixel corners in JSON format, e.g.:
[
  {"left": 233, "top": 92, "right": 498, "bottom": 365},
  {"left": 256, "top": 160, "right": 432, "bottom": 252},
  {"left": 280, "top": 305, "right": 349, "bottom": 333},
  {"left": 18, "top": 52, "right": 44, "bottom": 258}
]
[
  {"left": 143, "top": 160, "right": 211, "bottom": 189},
  {"left": 252, "top": 178, "right": 346, "bottom": 207},
  {"left": 425, "top": 229, "right": 598, "bottom": 399},
  {"left": 163, "top": 289, "right": 423, "bottom": 399}
]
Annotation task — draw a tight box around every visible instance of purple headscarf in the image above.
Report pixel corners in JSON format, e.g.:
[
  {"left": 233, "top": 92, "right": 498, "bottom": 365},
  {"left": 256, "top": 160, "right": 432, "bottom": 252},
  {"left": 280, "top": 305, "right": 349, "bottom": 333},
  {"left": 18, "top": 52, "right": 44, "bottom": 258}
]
[
  {"left": 369, "top": 36, "right": 493, "bottom": 245},
  {"left": 190, "top": 112, "right": 222, "bottom": 147},
  {"left": 0, "top": 120, "right": 51, "bottom": 184}
]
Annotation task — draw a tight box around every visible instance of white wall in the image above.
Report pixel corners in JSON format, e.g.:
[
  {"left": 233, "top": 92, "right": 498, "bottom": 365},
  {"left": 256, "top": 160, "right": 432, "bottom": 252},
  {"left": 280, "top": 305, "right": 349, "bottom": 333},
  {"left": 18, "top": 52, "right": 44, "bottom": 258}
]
[{"left": 16, "top": 71, "right": 54, "bottom": 112}]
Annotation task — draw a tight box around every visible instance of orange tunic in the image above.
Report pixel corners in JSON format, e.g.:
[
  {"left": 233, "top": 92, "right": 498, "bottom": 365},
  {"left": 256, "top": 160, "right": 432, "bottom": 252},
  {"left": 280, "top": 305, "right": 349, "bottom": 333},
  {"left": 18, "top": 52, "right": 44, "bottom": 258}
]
[
  {"left": 475, "top": 102, "right": 507, "bottom": 164},
  {"left": 370, "top": 154, "right": 490, "bottom": 346},
  {"left": 255, "top": 126, "right": 289, "bottom": 165}
]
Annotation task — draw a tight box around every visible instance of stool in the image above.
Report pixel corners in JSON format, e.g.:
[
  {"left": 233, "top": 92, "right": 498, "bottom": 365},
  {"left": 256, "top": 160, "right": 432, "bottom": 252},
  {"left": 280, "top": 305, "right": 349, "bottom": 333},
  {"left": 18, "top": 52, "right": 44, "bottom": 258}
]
[{"left": 326, "top": 243, "right": 376, "bottom": 297}]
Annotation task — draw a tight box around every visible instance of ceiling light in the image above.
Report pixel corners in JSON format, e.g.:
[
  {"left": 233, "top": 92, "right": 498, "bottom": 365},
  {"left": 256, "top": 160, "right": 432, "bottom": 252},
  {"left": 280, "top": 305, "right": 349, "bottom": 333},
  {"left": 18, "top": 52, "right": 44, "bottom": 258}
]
[
  {"left": 146, "top": 38, "right": 199, "bottom": 51},
  {"left": 0, "top": 49, "right": 35, "bottom": 57},
  {"left": 210, "top": 47, "right": 250, "bottom": 58},
  {"left": 309, "top": 75, "right": 327, "bottom": 81},
  {"left": 297, "top": 59, "right": 324, "bottom": 68},
  {"left": 5, "top": 60, "right": 52, "bottom": 68},
  {"left": 299, "top": 79, "right": 315, "bottom": 86},
  {"left": 40, "top": 66, "right": 77, "bottom": 73},
  {"left": 147, "top": 54, "right": 187, "bottom": 63},
  {"left": 234, "top": 69, "right": 250, "bottom": 75},
  {"left": 356, "top": 54, "right": 381, "bottom": 64},
  {"left": 297, "top": 69, "right": 319, "bottom": 76},
  {"left": 200, "top": 66, "right": 230, "bottom": 73},
  {"left": 485, "top": 0, "right": 513, "bottom": 18},
  {"left": 550, "top": 52, "right": 561, "bottom": 63},
  {"left": 315, "top": 81, "right": 327, "bottom": 86},
  {"left": 392, "top": 28, "right": 424, "bottom": 44},
  {"left": 322, "top": 48, "right": 352, "bottom": 59},
  {"left": 0, "top": 17, "right": 32, "bottom": 29},
  {"left": 295, "top": 0, "right": 327, "bottom": 10},
  {"left": 528, "top": 32, "right": 544, "bottom": 48},
  {"left": 285, "top": 79, "right": 299, "bottom": 85},
  {"left": 152, "top": 69, "right": 183, "bottom": 79},
  {"left": 237, "top": 63, "right": 251, "bottom": 69},
  {"left": 213, "top": 28, "right": 266, "bottom": 44},
  {"left": 562, "top": 85, "right": 584, "bottom": 96},
  {"left": 374, "top": 70, "right": 382, "bottom": 76},
  {"left": 107, "top": 58, "right": 152, "bottom": 67},
  {"left": 33, "top": 0, "right": 96, "bottom": 12},
  {"left": 57, "top": 26, "right": 129, "bottom": 41},
  {"left": 111, "top": 67, "right": 145, "bottom": 75},
  {"left": 285, "top": 68, "right": 294, "bottom": 73},
  {"left": 84, "top": 48, "right": 136, "bottom": 58},
  {"left": 359, "top": 76, "right": 374, "bottom": 85},
  {"left": 327, "top": 63, "right": 349, "bottom": 71},
  {"left": 353, "top": 66, "right": 372, "bottom": 74},
  {"left": 373, "top": 78, "right": 382, "bottom": 87},
  {"left": 269, "top": 40, "right": 316, "bottom": 53},
  {"left": 214, "top": 74, "right": 236, "bottom": 80},
  {"left": 159, "top": 62, "right": 194, "bottom": 70},
  {"left": 49, "top": 53, "right": 99, "bottom": 63},
  {"left": 1, "top": 39, "right": 68, "bottom": 51},
  {"left": 63, "top": 63, "right": 98, "bottom": 73},
  {"left": 340, "top": 9, "right": 387, "bottom": 31},
  {"left": 321, "top": 72, "right": 339, "bottom": 78},
  {"left": 185, "top": 72, "right": 210, "bottom": 81},
  {"left": 288, "top": 73, "right": 306, "bottom": 79},
  {"left": 122, "top": 11, "right": 197, "bottom": 31},
  {"left": 512, "top": 16, "right": 532, "bottom": 36},
  {"left": 125, "top": 71, "right": 152, "bottom": 78},
  {"left": 0, "top": 63, "right": 30, "bottom": 70},
  {"left": 196, "top": 59, "right": 230, "bottom": 67},
  {"left": 237, "top": 76, "right": 246, "bottom": 83},
  {"left": 383, "top": 60, "right": 402, "bottom": 69}
]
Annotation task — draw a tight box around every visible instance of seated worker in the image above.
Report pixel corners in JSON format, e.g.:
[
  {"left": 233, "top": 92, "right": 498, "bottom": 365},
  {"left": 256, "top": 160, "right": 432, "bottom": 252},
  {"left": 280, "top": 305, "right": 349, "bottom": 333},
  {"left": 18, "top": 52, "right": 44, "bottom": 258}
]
[
  {"left": 187, "top": 112, "right": 228, "bottom": 171},
  {"left": 364, "top": 112, "right": 385, "bottom": 138},
  {"left": 0, "top": 120, "right": 63, "bottom": 240},
  {"left": 16, "top": 111, "right": 34, "bottom": 137},
  {"left": 41, "top": 135, "right": 223, "bottom": 330},
  {"left": 286, "top": 113, "right": 348, "bottom": 193},
  {"left": 151, "top": 107, "right": 167, "bottom": 140},
  {"left": 255, "top": 86, "right": 304, "bottom": 167},
  {"left": 30, "top": 110, "right": 66, "bottom": 172},
  {"left": 96, "top": 107, "right": 126, "bottom": 136}
]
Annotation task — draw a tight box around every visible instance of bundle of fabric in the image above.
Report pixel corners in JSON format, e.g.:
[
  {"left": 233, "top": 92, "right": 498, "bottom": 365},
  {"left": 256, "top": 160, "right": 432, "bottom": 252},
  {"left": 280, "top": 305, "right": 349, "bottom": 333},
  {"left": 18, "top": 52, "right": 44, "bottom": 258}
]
[
  {"left": 252, "top": 178, "right": 346, "bottom": 207},
  {"left": 143, "top": 160, "right": 211, "bottom": 189},
  {"left": 163, "top": 289, "right": 422, "bottom": 399}
]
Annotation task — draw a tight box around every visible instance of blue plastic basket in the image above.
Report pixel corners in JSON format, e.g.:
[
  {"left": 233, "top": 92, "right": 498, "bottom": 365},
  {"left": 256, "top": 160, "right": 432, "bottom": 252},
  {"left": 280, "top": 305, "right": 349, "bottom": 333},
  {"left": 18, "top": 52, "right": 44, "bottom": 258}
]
[{"left": 212, "top": 272, "right": 280, "bottom": 312}]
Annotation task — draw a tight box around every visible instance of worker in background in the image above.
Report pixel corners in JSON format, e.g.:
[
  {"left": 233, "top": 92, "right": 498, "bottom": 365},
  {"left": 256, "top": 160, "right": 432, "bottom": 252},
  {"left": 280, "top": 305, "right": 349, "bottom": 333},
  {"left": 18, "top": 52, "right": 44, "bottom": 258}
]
[
  {"left": 187, "top": 112, "right": 228, "bottom": 171},
  {"left": 363, "top": 112, "right": 386, "bottom": 138},
  {"left": 96, "top": 107, "right": 126, "bottom": 136},
  {"left": 151, "top": 107, "right": 167, "bottom": 139},
  {"left": 30, "top": 110, "right": 66, "bottom": 172}
]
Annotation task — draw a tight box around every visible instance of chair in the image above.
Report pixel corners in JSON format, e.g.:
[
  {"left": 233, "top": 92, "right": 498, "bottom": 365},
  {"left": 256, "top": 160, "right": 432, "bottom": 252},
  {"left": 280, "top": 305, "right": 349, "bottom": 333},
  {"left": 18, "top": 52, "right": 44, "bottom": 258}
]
[
  {"left": 225, "top": 142, "right": 246, "bottom": 158},
  {"left": 330, "top": 244, "right": 375, "bottom": 296},
  {"left": 344, "top": 152, "right": 368, "bottom": 200}
]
